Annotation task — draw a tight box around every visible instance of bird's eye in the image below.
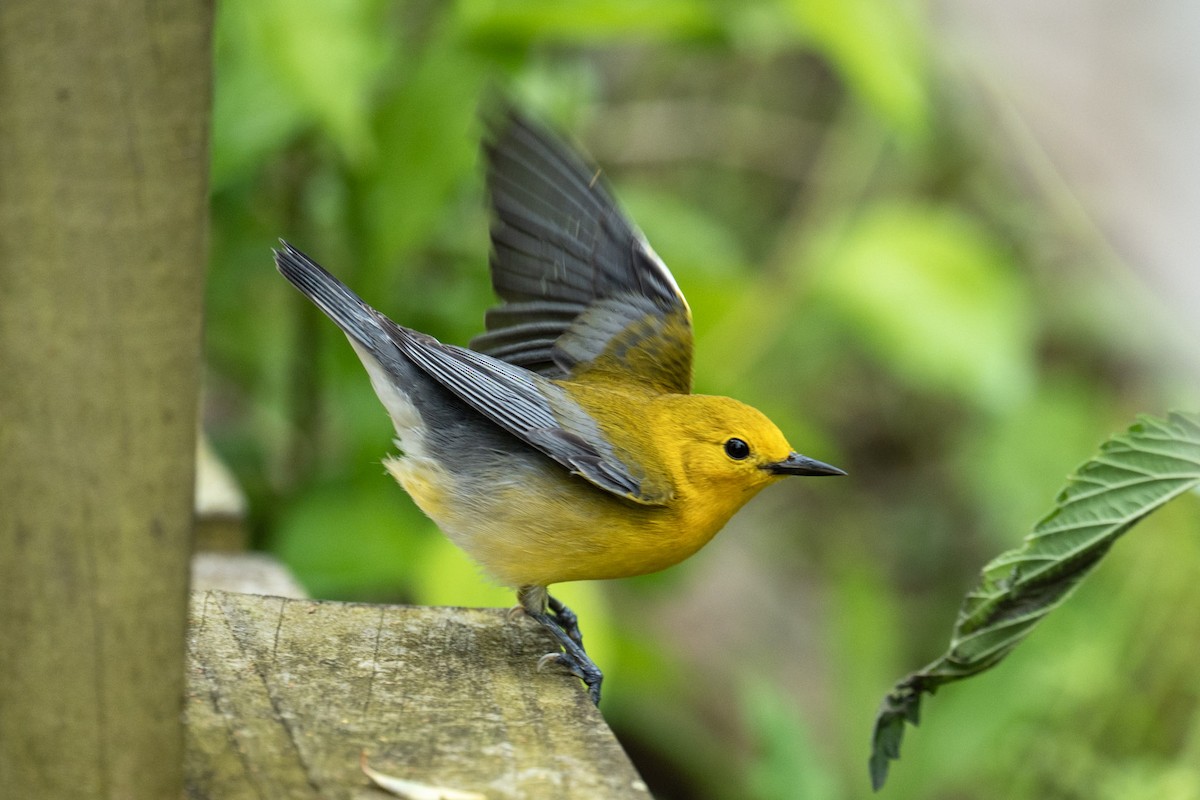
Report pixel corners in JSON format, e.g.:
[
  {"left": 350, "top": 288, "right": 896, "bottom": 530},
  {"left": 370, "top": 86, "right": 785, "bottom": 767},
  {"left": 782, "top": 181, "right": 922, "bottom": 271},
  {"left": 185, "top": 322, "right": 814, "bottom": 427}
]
[{"left": 724, "top": 438, "right": 751, "bottom": 460}]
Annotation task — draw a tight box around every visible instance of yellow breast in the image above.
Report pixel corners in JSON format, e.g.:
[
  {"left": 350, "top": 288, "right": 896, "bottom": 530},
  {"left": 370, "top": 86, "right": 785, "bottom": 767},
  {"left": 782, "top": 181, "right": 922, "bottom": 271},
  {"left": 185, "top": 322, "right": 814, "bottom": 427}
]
[{"left": 386, "top": 449, "right": 731, "bottom": 587}]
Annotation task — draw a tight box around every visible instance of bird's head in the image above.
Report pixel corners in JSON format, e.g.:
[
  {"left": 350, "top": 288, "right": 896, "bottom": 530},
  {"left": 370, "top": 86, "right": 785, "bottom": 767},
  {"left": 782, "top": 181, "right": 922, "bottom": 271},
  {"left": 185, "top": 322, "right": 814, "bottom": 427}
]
[{"left": 658, "top": 394, "right": 844, "bottom": 517}]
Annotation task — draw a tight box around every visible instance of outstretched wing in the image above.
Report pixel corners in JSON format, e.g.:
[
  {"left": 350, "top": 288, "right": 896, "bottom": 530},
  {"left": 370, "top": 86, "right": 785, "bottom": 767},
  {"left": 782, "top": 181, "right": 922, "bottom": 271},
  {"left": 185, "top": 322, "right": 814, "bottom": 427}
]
[{"left": 470, "top": 104, "right": 694, "bottom": 394}]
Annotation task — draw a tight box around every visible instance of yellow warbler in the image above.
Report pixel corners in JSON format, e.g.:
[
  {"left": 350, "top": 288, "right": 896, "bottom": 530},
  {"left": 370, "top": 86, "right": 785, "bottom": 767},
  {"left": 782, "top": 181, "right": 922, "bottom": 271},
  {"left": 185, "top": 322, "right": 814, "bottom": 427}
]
[{"left": 275, "top": 104, "right": 843, "bottom": 704}]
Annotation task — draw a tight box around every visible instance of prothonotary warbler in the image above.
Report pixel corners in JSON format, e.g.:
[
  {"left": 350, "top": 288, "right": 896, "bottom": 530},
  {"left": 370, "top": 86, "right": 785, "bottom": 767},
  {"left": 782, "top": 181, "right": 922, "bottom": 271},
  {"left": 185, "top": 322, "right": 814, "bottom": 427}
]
[{"left": 275, "top": 103, "right": 844, "bottom": 704}]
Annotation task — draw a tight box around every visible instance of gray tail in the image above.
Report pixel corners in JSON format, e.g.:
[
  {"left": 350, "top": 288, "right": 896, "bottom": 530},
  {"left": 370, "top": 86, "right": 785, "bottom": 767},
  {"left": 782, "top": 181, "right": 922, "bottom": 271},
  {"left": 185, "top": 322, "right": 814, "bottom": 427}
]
[{"left": 274, "top": 240, "right": 394, "bottom": 357}]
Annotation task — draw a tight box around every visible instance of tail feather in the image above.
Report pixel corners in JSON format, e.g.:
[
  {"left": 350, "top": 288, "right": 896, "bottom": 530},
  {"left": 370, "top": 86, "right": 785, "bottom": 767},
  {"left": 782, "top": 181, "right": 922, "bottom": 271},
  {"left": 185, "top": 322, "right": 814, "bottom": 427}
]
[
  {"left": 274, "top": 241, "right": 394, "bottom": 357},
  {"left": 275, "top": 240, "right": 439, "bottom": 442}
]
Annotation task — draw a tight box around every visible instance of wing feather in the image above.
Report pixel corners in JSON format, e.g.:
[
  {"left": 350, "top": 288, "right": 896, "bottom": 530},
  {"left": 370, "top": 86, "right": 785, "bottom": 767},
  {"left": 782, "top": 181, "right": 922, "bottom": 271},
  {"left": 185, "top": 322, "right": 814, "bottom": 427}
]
[
  {"left": 471, "top": 103, "right": 692, "bottom": 391},
  {"left": 390, "top": 320, "right": 668, "bottom": 505},
  {"left": 277, "top": 240, "right": 668, "bottom": 505}
]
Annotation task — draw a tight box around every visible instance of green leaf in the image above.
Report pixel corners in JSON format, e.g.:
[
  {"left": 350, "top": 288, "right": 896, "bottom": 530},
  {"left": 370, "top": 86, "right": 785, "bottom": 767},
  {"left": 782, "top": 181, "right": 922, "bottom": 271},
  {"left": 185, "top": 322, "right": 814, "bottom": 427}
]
[{"left": 869, "top": 411, "right": 1200, "bottom": 790}]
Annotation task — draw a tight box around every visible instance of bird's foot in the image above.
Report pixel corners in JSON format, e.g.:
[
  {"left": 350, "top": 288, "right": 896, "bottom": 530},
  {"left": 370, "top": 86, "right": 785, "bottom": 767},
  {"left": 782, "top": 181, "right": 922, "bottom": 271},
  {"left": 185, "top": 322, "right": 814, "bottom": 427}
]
[
  {"left": 547, "top": 594, "right": 584, "bottom": 647},
  {"left": 517, "top": 586, "right": 603, "bottom": 705}
]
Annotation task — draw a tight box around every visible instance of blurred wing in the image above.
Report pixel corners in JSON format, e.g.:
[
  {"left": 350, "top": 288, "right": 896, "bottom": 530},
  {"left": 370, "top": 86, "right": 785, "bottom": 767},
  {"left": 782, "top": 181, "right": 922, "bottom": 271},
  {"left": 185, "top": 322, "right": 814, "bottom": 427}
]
[
  {"left": 391, "top": 320, "right": 670, "bottom": 505},
  {"left": 470, "top": 104, "right": 693, "bottom": 394}
]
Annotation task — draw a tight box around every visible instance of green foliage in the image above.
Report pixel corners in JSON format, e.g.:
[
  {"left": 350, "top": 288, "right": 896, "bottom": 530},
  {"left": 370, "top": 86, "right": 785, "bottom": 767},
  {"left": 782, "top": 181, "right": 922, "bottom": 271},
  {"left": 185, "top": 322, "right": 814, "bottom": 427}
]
[
  {"left": 458, "top": 0, "right": 722, "bottom": 43},
  {"left": 787, "top": 0, "right": 928, "bottom": 137},
  {"left": 212, "top": 0, "right": 388, "bottom": 186},
  {"left": 813, "top": 202, "right": 1034, "bottom": 410},
  {"left": 871, "top": 412, "right": 1200, "bottom": 790},
  {"left": 352, "top": 39, "right": 486, "bottom": 273},
  {"left": 743, "top": 677, "right": 841, "bottom": 800},
  {"left": 203, "top": 1, "right": 1199, "bottom": 797},
  {"left": 271, "top": 476, "right": 430, "bottom": 599}
]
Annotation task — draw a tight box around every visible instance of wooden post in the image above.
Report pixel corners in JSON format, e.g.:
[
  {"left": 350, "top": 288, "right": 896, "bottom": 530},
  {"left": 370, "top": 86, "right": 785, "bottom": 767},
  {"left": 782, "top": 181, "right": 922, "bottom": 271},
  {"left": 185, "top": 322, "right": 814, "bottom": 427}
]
[{"left": 0, "top": 2, "right": 212, "bottom": 797}]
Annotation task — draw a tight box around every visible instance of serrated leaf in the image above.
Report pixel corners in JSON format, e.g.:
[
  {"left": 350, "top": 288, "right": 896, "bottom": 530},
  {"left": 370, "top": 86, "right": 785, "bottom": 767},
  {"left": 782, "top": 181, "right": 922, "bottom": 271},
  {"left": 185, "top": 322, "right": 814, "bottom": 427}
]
[{"left": 869, "top": 411, "right": 1200, "bottom": 790}]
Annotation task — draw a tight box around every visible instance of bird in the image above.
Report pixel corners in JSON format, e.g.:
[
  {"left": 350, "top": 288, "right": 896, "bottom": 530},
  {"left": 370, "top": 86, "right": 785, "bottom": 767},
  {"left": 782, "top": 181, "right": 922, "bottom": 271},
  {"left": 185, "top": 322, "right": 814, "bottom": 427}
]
[{"left": 274, "top": 102, "right": 844, "bottom": 705}]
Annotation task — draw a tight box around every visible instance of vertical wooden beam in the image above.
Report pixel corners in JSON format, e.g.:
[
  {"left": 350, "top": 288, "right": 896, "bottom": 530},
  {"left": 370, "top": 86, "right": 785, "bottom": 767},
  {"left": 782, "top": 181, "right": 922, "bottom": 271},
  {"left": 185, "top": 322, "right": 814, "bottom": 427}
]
[{"left": 0, "top": 1, "right": 212, "bottom": 797}]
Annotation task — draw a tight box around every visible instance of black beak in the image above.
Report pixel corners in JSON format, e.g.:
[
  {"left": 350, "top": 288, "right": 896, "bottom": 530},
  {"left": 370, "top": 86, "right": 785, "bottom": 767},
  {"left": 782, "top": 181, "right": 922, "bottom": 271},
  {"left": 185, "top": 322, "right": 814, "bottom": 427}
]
[{"left": 765, "top": 452, "right": 846, "bottom": 477}]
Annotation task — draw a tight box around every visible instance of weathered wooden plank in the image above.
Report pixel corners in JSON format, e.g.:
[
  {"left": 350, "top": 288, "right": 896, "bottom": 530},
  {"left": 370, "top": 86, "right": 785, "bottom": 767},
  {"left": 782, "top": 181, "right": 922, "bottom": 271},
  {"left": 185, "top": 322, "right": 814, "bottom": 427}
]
[
  {"left": 195, "top": 435, "right": 249, "bottom": 552},
  {"left": 191, "top": 553, "right": 308, "bottom": 599},
  {"left": 185, "top": 591, "right": 651, "bottom": 800}
]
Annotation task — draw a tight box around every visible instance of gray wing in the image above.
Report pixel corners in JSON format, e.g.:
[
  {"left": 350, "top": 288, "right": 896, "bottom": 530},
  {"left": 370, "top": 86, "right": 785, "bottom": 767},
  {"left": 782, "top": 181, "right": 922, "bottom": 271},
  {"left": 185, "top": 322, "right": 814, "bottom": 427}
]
[
  {"left": 471, "top": 104, "right": 693, "bottom": 392},
  {"left": 275, "top": 241, "right": 667, "bottom": 505},
  {"left": 391, "top": 320, "right": 668, "bottom": 505}
]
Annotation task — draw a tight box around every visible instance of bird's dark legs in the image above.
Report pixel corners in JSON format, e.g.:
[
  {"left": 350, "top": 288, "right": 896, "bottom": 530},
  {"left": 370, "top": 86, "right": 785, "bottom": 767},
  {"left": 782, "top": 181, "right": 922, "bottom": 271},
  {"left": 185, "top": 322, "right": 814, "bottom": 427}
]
[
  {"left": 547, "top": 594, "right": 583, "bottom": 647},
  {"left": 517, "top": 585, "right": 603, "bottom": 705}
]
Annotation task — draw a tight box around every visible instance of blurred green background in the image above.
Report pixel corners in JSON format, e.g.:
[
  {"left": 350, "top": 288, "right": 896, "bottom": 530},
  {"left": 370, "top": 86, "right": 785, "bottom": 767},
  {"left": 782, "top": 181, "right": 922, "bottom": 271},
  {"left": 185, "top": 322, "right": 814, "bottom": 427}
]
[{"left": 203, "top": 1, "right": 1200, "bottom": 797}]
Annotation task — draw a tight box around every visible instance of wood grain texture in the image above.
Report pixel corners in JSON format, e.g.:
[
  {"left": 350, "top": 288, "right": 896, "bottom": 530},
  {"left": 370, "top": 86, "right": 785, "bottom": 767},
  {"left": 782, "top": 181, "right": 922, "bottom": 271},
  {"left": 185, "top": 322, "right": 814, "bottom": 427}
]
[
  {"left": 185, "top": 591, "right": 653, "bottom": 800},
  {"left": 0, "top": 2, "right": 211, "bottom": 797}
]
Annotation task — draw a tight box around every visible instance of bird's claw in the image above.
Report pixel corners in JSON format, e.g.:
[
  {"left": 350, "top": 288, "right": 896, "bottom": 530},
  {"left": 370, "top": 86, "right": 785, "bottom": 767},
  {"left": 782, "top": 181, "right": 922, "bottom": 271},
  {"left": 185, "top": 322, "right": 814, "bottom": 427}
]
[
  {"left": 537, "top": 652, "right": 572, "bottom": 675},
  {"left": 547, "top": 595, "right": 584, "bottom": 647},
  {"left": 536, "top": 650, "right": 601, "bottom": 704},
  {"left": 519, "top": 590, "right": 604, "bottom": 705}
]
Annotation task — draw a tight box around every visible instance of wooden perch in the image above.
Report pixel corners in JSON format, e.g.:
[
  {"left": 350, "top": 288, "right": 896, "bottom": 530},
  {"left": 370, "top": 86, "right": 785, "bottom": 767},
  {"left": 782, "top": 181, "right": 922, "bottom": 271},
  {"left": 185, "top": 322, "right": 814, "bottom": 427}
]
[
  {"left": 186, "top": 590, "right": 652, "bottom": 799},
  {"left": 191, "top": 553, "right": 308, "bottom": 599}
]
